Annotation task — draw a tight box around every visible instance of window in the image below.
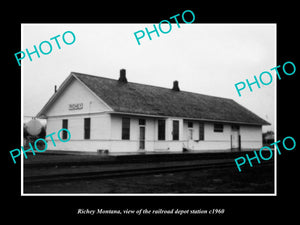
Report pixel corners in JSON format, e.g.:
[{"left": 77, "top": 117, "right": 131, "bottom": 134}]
[
  {"left": 214, "top": 123, "right": 224, "bottom": 132},
  {"left": 122, "top": 117, "right": 130, "bottom": 140},
  {"left": 199, "top": 122, "right": 204, "bottom": 140},
  {"left": 231, "top": 125, "right": 239, "bottom": 131},
  {"left": 158, "top": 120, "right": 166, "bottom": 140},
  {"left": 172, "top": 120, "right": 179, "bottom": 140},
  {"left": 187, "top": 121, "right": 193, "bottom": 140},
  {"left": 84, "top": 118, "right": 91, "bottom": 139},
  {"left": 139, "top": 119, "right": 146, "bottom": 126},
  {"left": 62, "top": 119, "right": 68, "bottom": 140}
]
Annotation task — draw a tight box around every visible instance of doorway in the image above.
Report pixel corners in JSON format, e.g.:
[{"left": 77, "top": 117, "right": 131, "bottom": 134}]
[
  {"left": 187, "top": 127, "right": 194, "bottom": 150},
  {"left": 139, "top": 119, "right": 146, "bottom": 150},
  {"left": 231, "top": 125, "right": 240, "bottom": 151}
]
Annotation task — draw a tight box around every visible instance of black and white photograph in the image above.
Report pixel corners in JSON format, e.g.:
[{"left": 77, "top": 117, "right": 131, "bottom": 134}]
[{"left": 21, "top": 23, "right": 276, "bottom": 195}]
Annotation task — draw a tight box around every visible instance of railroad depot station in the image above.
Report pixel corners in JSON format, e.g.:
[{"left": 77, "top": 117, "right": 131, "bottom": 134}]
[{"left": 37, "top": 69, "right": 270, "bottom": 153}]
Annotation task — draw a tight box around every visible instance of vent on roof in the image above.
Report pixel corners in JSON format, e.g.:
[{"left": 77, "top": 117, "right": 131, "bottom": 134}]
[
  {"left": 172, "top": 80, "right": 180, "bottom": 91},
  {"left": 119, "top": 69, "right": 128, "bottom": 83}
]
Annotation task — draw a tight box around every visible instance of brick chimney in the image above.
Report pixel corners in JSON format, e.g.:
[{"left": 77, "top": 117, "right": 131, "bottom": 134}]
[
  {"left": 172, "top": 80, "right": 180, "bottom": 91},
  {"left": 118, "top": 69, "right": 128, "bottom": 83}
]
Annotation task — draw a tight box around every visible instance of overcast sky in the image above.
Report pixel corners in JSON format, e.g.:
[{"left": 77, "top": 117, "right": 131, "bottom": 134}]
[{"left": 22, "top": 23, "right": 276, "bottom": 132}]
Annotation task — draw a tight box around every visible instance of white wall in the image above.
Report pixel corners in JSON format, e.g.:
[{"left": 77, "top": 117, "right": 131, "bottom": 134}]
[
  {"left": 43, "top": 80, "right": 263, "bottom": 153},
  {"left": 44, "top": 76, "right": 114, "bottom": 152},
  {"left": 103, "top": 116, "right": 185, "bottom": 152},
  {"left": 45, "top": 113, "right": 111, "bottom": 151},
  {"left": 184, "top": 122, "right": 231, "bottom": 151},
  {"left": 240, "top": 125, "right": 263, "bottom": 150},
  {"left": 45, "top": 113, "right": 263, "bottom": 153},
  {"left": 46, "top": 77, "right": 111, "bottom": 117},
  {"left": 110, "top": 115, "right": 157, "bottom": 152},
  {"left": 180, "top": 122, "right": 263, "bottom": 151}
]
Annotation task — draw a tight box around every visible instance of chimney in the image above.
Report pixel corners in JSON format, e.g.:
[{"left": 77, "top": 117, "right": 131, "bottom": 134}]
[
  {"left": 54, "top": 85, "right": 57, "bottom": 93},
  {"left": 172, "top": 80, "right": 180, "bottom": 91},
  {"left": 118, "top": 69, "right": 128, "bottom": 83}
]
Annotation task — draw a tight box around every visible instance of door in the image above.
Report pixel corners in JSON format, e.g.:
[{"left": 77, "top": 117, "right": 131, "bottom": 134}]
[{"left": 139, "top": 126, "right": 145, "bottom": 150}]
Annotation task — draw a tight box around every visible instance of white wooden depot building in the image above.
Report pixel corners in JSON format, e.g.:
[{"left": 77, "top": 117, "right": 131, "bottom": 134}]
[{"left": 37, "top": 69, "right": 270, "bottom": 153}]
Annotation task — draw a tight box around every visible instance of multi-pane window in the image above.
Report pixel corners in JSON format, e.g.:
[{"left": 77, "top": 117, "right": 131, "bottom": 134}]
[
  {"left": 214, "top": 123, "right": 224, "bottom": 132},
  {"left": 172, "top": 120, "right": 179, "bottom": 140},
  {"left": 158, "top": 120, "right": 166, "bottom": 140},
  {"left": 122, "top": 117, "right": 130, "bottom": 140},
  {"left": 62, "top": 119, "right": 68, "bottom": 140},
  {"left": 199, "top": 122, "right": 204, "bottom": 140},
  {"left": 139, "top": 119, "right": 146, "bottom": 150},
  {"left": 84, "top": 118, "right": 91, "bottom": 139},
  {"left": 139, "top": 119, "right": 146, "bottom": 126}
]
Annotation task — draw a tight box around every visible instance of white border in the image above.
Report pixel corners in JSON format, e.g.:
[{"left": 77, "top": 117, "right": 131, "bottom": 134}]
[
  {"left": 274, "top": 26, "right": 277, "bottom": 195},
  {"left": 21, "top": 24, "right": 24, "bottom": 195},
  {"left": 21, "top": 23, "right": 277, "bottom": 197}
]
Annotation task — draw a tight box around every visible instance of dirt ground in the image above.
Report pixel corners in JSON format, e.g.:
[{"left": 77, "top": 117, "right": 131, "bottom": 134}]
[{"left": 24, "top": 163, "right": 274, "bottom": 194}]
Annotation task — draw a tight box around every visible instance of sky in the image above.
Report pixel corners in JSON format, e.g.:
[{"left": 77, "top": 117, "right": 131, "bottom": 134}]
[{"left": 22, "top": 23, "right": 276, "bottom": 132}]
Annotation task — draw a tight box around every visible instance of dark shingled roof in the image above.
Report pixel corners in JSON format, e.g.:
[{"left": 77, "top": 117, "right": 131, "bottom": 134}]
[{"left": 73, "top": 72, "right": 269, "bottom": 125}]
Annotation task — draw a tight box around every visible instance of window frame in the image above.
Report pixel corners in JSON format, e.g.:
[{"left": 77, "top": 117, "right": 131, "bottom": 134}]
[
  {"left": 214, "top": 123, "right": 224, "bottom": 133},
  {"left": 199, "top": 122, "right": 204, "bottom": 141},
  {"left": 158, "top": 119, "right": 166, "bottom": 141},
  {"left": 122, "top": 117, "right": 130, "bottom": 140},
  {"left": 62, "top": 119, "right": 68, "bottom": 140}
]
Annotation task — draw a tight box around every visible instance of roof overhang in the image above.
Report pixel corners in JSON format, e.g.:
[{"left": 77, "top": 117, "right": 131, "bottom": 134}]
[{"left": 109, "top": 111, "right": 270, "bottom": 126}]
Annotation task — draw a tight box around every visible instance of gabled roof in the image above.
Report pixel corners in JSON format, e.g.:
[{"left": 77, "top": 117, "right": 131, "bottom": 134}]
[{"left": 65, "top": 72, "right": 270, "bottom": 126}]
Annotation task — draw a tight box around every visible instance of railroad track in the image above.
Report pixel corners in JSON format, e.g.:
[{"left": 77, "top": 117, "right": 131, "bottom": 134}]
[{"left": 24, "top": 160, "right": 274, "bottom": 184}]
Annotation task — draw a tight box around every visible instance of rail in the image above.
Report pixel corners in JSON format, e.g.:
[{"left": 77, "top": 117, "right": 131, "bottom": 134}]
[{"left": 24, "top": 159, "right": 274, "bottom": 184}]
